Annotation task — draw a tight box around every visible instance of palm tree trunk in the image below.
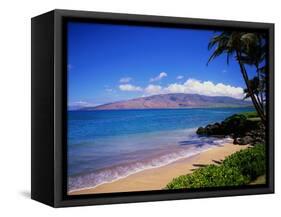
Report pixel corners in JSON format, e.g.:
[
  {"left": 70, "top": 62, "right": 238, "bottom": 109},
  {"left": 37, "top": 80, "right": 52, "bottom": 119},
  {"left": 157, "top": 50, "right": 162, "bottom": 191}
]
[
  {"left": 236, "top": 51, "right": 266, "bottom": 124},
  {"left": 256, "top": 65, "right": 265, "bottom": 113},
  {"left": 255, "top": 93, "right": 263, "bottom": 110},
  {"left": 261, "top": 91, "right": 265, "bottom": 112}
]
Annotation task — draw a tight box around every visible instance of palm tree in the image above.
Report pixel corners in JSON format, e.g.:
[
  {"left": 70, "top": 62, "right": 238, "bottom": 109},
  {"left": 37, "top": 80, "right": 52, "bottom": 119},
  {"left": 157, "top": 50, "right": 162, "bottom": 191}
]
[
  {"left": 207, "top": 31, "right": 266, "bottom": 124},
  {"left": 239, "top": 33, "right": 267, "bottom": 112}
]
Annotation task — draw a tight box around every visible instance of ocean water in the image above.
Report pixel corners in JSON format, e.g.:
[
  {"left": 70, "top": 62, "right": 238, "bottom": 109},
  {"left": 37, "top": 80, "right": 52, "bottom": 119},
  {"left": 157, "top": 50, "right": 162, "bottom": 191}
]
[{"left": 68, "top": 107, "right": 254, "bottom": 192}]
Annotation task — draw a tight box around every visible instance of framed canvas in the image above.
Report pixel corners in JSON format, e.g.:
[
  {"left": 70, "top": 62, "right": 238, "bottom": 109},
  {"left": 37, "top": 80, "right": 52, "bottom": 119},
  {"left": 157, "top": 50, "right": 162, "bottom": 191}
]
[{"left": 31, "top": 9, "right": 274, "bottom": 207}]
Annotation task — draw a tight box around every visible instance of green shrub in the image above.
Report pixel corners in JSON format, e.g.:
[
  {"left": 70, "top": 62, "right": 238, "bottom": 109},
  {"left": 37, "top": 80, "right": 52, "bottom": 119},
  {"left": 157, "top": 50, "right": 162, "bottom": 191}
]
[
  {"left": 166, "top": 165, "right": 247, "bottom": 189},
  {"left": 240, "top": 111, "right": 258, "bottom": 119},
  {"left": 223, "top": 144, "right": 266, "bottom": 180},
  {"left": 166, "top": 144, "right": 266, "bottom": 190}
]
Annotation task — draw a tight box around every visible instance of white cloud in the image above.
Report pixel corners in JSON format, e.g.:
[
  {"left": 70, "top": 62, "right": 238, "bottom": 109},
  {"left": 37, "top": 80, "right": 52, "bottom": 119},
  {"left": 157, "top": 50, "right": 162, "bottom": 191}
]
[
  {"left": 119, "top": 84, "right": 142, "bottom": 91},
  {"left": 119, "top": 77, "right": 132, "bottom": 83},
  {"left": 144, "top": 84, "right": 163, "bottom": 95},
  {"left": 176, "top": 75, "right": 184, "bottom": 80},
  {"left": 69, "top": 101, "right": 97, "bottom": 108},
  {"left": 71, "top": 101, "right": 88, "bottom": 106},
  {"left": 164, "top": 79, "right": 244, "bottom": 99},
  {"left": 118, "top": 77, "right": 244, "bottom": 99},
  {"left": 149, "top": 72, "right": 167, "bottom": 82}
]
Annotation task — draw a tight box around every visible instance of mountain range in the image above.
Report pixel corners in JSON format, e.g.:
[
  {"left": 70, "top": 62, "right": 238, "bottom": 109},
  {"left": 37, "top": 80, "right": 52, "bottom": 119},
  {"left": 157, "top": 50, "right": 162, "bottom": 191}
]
[{"left": 79, "top": 93, "right": 252, "bottom": 110}]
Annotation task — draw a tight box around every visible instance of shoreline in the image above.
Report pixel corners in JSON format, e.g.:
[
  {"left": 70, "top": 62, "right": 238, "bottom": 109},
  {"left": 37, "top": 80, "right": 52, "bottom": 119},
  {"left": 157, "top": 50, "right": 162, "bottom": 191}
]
[{"left": 69, "top": 142, "right": 249, "bottom": 195}]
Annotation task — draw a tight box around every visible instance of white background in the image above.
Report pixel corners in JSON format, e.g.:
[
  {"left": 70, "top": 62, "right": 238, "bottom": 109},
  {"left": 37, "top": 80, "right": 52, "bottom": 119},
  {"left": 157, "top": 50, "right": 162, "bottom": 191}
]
[{"left": 0, "top": 0, "right": 279, "bottom": 216}]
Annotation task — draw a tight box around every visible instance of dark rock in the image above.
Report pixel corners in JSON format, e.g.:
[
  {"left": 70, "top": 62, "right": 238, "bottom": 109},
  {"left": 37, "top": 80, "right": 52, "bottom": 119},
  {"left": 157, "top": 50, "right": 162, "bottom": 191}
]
[
  {"left": 240, "top": 136, "right": 254, "bottom": 145},
  {"left": 197, "top": 122, "right": 225, "bottom": 136},
  {"left": 233, "top": 136, "right": 254, "bottom": 145},
  {"left": 196, "top": 127, "right": 206, "bottom": 135},
  {"left": 196, "top": 112, "right": 265, "bottom": 146},
  {"left": 233, "top": 137, "right": 240, "bottom": 145}
]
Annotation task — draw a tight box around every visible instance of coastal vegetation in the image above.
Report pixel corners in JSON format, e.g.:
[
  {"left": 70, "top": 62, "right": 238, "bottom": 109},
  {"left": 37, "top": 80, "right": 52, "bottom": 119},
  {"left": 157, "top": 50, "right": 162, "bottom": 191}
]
[
  {"left": 166, "top": 144, "right": 266, "bottom": 189},
  {"left": 166, "top": 109, "right": 266, "bottom": 190}
]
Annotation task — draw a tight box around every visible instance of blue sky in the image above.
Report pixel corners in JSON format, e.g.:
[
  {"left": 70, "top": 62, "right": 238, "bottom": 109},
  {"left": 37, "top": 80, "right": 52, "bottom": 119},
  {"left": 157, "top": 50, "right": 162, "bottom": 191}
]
[{"left": 67, "top": 21, "right": 256, "bottom": 109}]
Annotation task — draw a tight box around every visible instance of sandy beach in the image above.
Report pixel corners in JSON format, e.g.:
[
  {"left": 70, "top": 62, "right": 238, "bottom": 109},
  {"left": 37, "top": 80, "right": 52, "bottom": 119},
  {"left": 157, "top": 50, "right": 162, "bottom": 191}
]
[{"left": 69, "top": 142, "right": 250, "bottom": 195}]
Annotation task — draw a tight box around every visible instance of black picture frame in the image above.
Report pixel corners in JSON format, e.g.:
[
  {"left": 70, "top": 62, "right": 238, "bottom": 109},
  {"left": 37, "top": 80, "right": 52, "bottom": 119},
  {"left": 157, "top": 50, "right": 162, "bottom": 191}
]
[{"left": 31, "top": 9, "right": 274, "bottom": 207}]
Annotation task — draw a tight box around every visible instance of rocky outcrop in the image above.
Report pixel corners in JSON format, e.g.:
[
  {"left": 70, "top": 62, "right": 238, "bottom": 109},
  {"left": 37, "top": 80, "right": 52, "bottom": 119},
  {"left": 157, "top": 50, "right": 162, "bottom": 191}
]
[
  {"left": 196, "top": 113, "right": 264, "bottom": 146},
  {"left": 233, "top": 125, "right": 265, "bottom": 145}
]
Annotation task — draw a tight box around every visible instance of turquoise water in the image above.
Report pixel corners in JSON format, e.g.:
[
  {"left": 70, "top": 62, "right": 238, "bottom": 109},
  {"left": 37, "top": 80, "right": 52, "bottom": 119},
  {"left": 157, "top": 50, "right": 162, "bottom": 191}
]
[{"left": 68, "top": 107, "right": 254, "bottom": 192}]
